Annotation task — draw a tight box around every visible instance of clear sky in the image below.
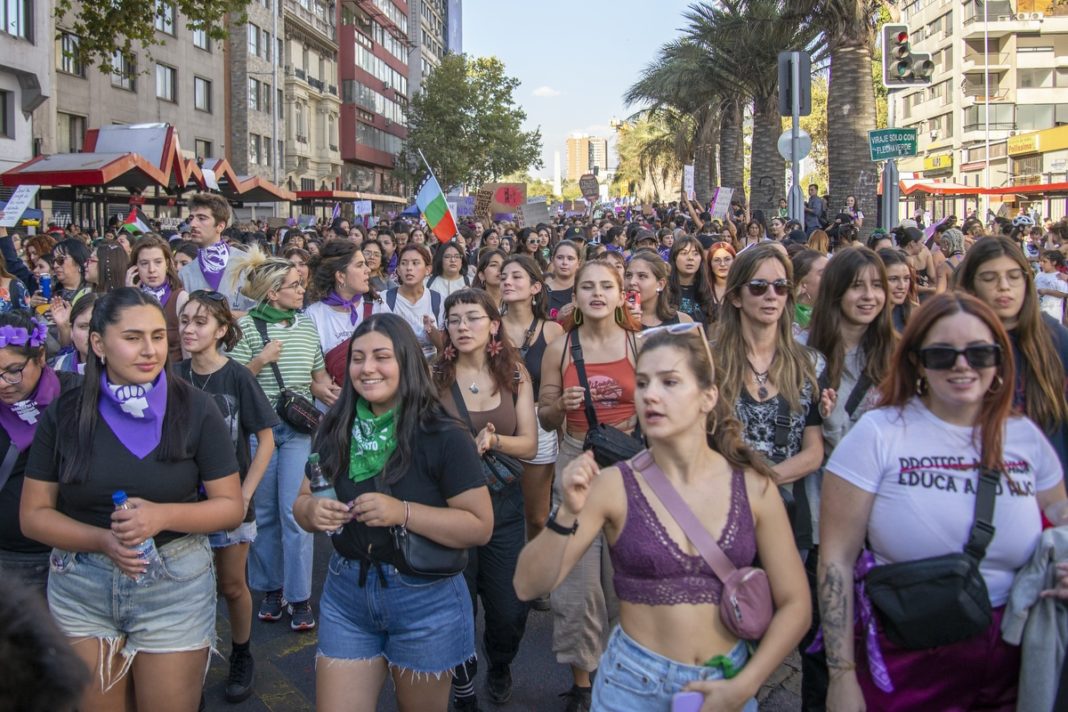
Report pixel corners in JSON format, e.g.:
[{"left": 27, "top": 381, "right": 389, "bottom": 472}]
[{"left": 461, "top": 0, "right": 694, "bottom": 180}]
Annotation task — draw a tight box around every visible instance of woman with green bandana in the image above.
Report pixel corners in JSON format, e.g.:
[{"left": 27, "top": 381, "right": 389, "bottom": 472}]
[
  {"left": 228, "top": 246, "right": 340, "bottom": 633},
  {"left": 294, "top": 313, "right": 493, "bottom": 712}
]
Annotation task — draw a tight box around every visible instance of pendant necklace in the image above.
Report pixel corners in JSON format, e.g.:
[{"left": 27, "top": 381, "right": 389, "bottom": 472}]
[
  {"left": 469, "top": 382, "right": 480, "bottom": 394},
  {"left": 747, "top": 358, "right": 772, "bottom": 400}
]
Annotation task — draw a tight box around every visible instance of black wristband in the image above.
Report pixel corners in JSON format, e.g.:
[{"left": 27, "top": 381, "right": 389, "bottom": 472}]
[{"left": 545, "top": 505, "right": 578, "bottom": 536}]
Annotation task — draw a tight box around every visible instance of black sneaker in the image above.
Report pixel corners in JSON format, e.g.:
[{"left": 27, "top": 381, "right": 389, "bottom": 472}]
[
  {"left": 486, "top": 664, "right": 512, "bottom": 705},
  {"left": 559, "top": 684, "right": 592, "bottom": 712},
  {"left": 224, "top": 647, "right": 255, "bottom": 703},
  {"left": 257, "top": 590, "right": 286, "bottom": 622},
  {"left": 288, "top": 600, "right": 316, "bottom": 631},
  {"left": 452, "top": 694, "right": 482, "bottom": 711}
]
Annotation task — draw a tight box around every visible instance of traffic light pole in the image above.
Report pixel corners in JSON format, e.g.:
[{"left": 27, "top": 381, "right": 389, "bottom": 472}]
[
  {"left": 880, "top": 88, "right": 901, "bottom": 233},
  {"left": 788, "top": 52, "right": 806, "bottom": 225}
]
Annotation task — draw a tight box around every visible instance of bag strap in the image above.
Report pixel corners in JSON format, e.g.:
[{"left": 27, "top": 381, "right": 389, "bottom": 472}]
[
  {"left": 386, "top": 289, "right": 398, "bottom": 311},
  {"left": 629, "top": 450, "right": 738, "bottom": 581},
  {"left": 252, "top": 317, "right": 287, "bottom": 394},
  {"left": 449, "top": 381, "right": 477, "bottom": 436},
  {"left": 430, "top": 290, "right": 442, "bottom": 319},
  {"left": 0, "top": 442, "right": 21, "bottom": 493},
  {"left": 568, "top": 329, "right": 599, "bottom": 430},
  {"left": 363, "top": 298, "right": 374, "bottom": 321},
  {"left": 771, "top": 396, "right": 792, "bottom": 461},
  {"left": 845, "top": 373, "right": 872, "bottom": 418},
  {"left": 964, "top": 467, "right": 1000, "bottom": 560}
]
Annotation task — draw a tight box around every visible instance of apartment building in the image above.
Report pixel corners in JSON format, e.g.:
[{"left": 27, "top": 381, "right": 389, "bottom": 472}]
[
  {"left": 407, "top": 0, "right": 461, "bottom": 97},
  {"left": 566, "top": 135, "right": 608, "bottom": 181},
  {"left": 227, "top": 0, "right": 281, "bottom": 182},
  {"left": 895, "top": 0, "right": 1068, "bottom": 213},
  {"left": 0, "top": 0, "right": 52, "bottom": 175}
]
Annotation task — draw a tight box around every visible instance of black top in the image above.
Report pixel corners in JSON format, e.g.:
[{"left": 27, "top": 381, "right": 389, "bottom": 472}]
[
  {"left": 25, "top": 385, "right": 239, "bottom": 545},
  {"left": 522, "top": 323, "right": 549, "bottom": 398},
  {"left": 0, "top": 371, "right": 82, "bottom": 553},
  {"left": 640, "top": 313, "right": 681, "bottom": 330},
  {"left": 330, "top": 421, "right": 484, "bottom": 571},
  {"left": 177, "top": 358, "right": 280, "bottom": 524},
  {"left": 546, "top": 286, "right": 574, "bottom": 319}
]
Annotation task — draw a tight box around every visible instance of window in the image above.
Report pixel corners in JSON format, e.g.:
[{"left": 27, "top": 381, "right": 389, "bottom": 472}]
[
  {"left": 195, "top": 138, "right": 213, "bottom": 157},
  {"left": 1018, "top": 104, "right": 1055, "bottom": 131},
  {"left": 278, "top": 139, "right": 284, "bottom": 167},
  {"left": 194, "top": 76, "right": 211, "bottom": 112},
  {"left": 277, "top": 88, "right": 284, "bottom": 119},
  {"left": 58, "top": 33, "right": 84, "bottom": 76},
  {"left": 249, "top": 134, "right": 260, "bottom": 165},
  {"left": 192, "top": 27, "right": 209, "bottom": 50},
  {"left": 262, "top": 28, "right": 271, "bottom": 61},
  {"left": 1019, "top": 69, "right": 1054, "bottom": 89},
  {"left": 964, "top": 104, "right": 1015, "bottom": 132},
  {"left": 156, "top": 64, "right": 177, "bottom": 102},
  {"left": 154, "top": 1, "right": 175, "bottom": 35},
  {"left": 111, "top": 51, "right": 136, "bottom": 91},
  {"left": 0, "top": 90, "right": 11, "bottom": 138},
  {"left": 249, "top": 77, "right": 261, "bottom": 110},
  {"left": 57, "top": 112, "right": 86, "bottom": 152},
  {"left": 248, "top": 23, "right": 260, "bottom": 57},
  {"left": 296, "top": 103, "right": 306, "bottom": 138},
  {"left": 263, "top": 83, "right": 271, "bottom": 115},
  {"left": 1, "top": 0, "right": 31, "bottom": 40},
  {"left": 262, "top": 139, "right": 271, "bottom": 167}
]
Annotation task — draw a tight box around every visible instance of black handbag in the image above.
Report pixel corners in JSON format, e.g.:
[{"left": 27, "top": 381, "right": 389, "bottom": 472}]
[
  {"left": 373, "top": 475, "right": 468, "bottom": 577},
  {"left": 449, "top": 382, "right": 523, "bottom": 493},
  {"left": 569, "top": 330, "right": 644, "bottom": 468},
  {"left": 864, "top": 466, "right": 998, "bottom": 650},
  {"left": 252, "top": 318, "right": 322, "bottom": 434}
]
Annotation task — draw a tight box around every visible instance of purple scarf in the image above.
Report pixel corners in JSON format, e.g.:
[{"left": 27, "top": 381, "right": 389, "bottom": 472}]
[
  {"left": 98, "top": 371, "right": 168, "bottom": 459},
  {"left": 197, "top": 242, "right": 229, "bottom": 291},
  {"left": 321, "top": 290, "right": 364, "bottom": 325},
  {"left": 0, "top": 367, "right": 60, "bottom": 451},
  {"left": 141, "top": 282, "right": 172, "bottom": 307}
]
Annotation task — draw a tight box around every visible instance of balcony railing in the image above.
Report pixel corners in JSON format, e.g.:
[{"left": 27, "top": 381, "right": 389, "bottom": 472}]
[
  {"left": 963, "top": 50, "right": 1011, "bottom": 67},
  {"left": 327, "top": 84, "right": 338, "bottom": 96},
  {"left": 963, "top": 122, "right": 1016, "bottom": 132},
  {"left": 963, "top": 85, "right": 1010, "bottom": 100},
  {"left": 295, "top": 67, "right": 306, "bottom": 80},
  {"left": 308, "top": 76, "right": 324, "bottom": 91},
  {"left": 284, "top": 0, "right": 336, "bottom": 41}
]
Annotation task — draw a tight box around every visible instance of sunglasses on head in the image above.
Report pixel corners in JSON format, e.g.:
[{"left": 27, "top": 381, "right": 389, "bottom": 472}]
[
  {"left": 190, "top": 289, "right": 226, "bottom": 302},
  {"left": 745, "top": 278, "right": 791, "bottom": 296},
  {"left": 916, "top": 344, "right": 1002, "bottom": 370}
]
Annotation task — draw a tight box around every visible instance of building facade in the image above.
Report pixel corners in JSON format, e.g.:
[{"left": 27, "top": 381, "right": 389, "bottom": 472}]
[
  {"left": 407, "top": 0, "right": 460, "bottom": 98},
  {"left": 227, "top": 0, "right": 281, "bottom": 182},
  {"left": 566, "top": 134, "right": 608, "bottom": 181},
  {"left": 0, "top": 0, "right": 52, "bottom": 175}
]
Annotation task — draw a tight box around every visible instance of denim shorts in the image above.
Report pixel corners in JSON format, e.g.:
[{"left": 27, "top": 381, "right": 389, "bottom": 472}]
[
  {"left": 316, "top": 552, "right": 475, "bottom": 676},
  {"left": 592, "top": 626, "right": 758, "bottom": 712},
  {"left": 209, "top": 521, "right": 258, "bottom": 549},
  {"left": 47, "top": 535, "right": 217, "bottom": 689}
]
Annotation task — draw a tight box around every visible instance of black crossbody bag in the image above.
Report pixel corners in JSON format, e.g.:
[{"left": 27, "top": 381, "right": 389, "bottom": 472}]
[
  {"left": 372, "top": 475, "right": 468, "bottom": 578},
  {"left": 252, "top": 318, "right": 322, "bottom": 434},
  {"left": 449, "top": 381, "right": 523, "bottom": 493},
  {"left": 569, "top": 329, "right": 644, "bottom": 467},
  {"left": 864, "top": 466, "right": 999, "bottom": 650}
]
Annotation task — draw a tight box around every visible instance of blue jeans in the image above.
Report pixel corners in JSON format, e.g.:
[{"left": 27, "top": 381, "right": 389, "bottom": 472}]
[
  {"left": 248, "top": 421, "right": 313, "bottom": 602},
  {"left": 592, "top": 626, "right": 758, "bottom": 712}
]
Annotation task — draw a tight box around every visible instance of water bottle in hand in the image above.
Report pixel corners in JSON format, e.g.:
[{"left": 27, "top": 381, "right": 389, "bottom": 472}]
[
  {"left": 112, "top": 490, "right": 165, "bottom": 584},
  {"left": 306, "top": 453, "right": 344, "bottom": 536}
]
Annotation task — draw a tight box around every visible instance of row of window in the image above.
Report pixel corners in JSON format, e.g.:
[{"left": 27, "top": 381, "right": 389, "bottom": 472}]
[
  {"left": 342, "top": 81, "right": 406, "bottom": 124},
  {"left": 58, "top": 30, "right": 209, "bottom": 81},
  {"left": 153, "top": 1, "right": 211, "bottom": 47},
  {"left": 103, "top": 55, "right": 213, "bottom": 112},
  {"left": 249, "top": 133, "right": 280, "bottom": 167},
  {"left": 355, "top": 45, "right": 408, "bottom": 96},
  {"left": 356, "top": 121, "right": 402, "bottom": 155},
  {"left": 248, "top": 22, "right": 278, "bottom": 62},
  {"left": 2, "top": 0, "right": 31, "bottom": 41},
  {"left": 249, "top": 77, "right": 282, "bottom": 117},
  {"left": 372, "top": 0, "right": 407, "bottom": 34}
]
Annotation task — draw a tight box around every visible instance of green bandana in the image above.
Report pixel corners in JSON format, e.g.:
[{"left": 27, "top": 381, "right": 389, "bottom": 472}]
[
  {"left": 250, "top": 303, "right": 297, "bottom": 324},
  {"left": 795, "top": 302, "right": 813, "bottom": 329},
  {"left": 348, "top": 398, "right": 397, "bottom": 483}
]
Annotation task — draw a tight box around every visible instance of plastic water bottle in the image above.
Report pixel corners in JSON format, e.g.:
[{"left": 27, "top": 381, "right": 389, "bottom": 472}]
[
  {"left": 306, "top": 454, "right": 342, "bottom": 536},
  {"left": 111, "top": 490, "right": 165, "bottom": 583}
]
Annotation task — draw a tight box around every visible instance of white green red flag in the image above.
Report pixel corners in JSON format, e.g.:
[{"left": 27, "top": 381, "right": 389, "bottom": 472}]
[
  {"left": 414, "top": 173, "right": 457, "bottom": 244},
  {"left": 122, "top": 207, "right": 151, "bottom": 234}
]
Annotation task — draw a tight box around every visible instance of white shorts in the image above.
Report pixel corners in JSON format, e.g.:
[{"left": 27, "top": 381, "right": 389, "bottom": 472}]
[{"left": 524, "top": 408, "right": 559, "bottom": 465}]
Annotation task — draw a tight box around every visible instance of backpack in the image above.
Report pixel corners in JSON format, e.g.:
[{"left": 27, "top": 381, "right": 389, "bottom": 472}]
[{"left": 385, "top": 287, "right": 442, "bottom": 319}]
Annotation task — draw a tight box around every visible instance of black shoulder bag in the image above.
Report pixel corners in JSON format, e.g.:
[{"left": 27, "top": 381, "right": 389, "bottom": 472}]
[
  {"left": 570, "top": 329, "right": 644, "bottom": 467},
  {"left": 449, "top": 381, "right": 523, "bottom": 493},
  {"left": 373, "top": 474, "right": 468, "bottom": 578},
  {"left": 252, "top": 318, "right": 322, "bottom": 434},
  {"left": 864, "top": 466, "right": 998, "bottom": 650}
]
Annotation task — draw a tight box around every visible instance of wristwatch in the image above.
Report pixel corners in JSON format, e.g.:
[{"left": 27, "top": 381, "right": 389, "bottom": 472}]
[{"left": 545, "top": 504, "right": 578, "bottom": 536}]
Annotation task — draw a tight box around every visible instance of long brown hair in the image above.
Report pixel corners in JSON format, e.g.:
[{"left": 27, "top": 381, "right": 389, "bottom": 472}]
[
  {"left": 560, "top": 259, "right": 641, "bottom": 332},
  {"left": 808, "top": 246, "right": 896, "bottom": 390},
  {"left": 433, "top": 288, "right": 521, "bottom": 396},
  {"left": 713, "top": 244, "right": 818, "bottom": 412},
  {"left": 879, "top": 293, "right": 1015, "bottom": 470},
  {"left": 626, "top": 249, "right": 679, "bottom": 323},
  {"left": 955, "top": 237, "right": 1068, "bottom": 431},
  {"left": 130, "top": 233, "right": 182, "bottom": 290}
]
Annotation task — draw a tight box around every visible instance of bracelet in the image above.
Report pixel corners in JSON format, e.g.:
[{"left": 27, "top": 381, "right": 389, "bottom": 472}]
[
  {"left": 403, "top": 500, "right": 410, "bottom": 529},
  {"left": 826, "top": 657, "right": 856, "bottom": 672},
  {"left": 494, "top": 433, "right": 501, "bottom": 450}
]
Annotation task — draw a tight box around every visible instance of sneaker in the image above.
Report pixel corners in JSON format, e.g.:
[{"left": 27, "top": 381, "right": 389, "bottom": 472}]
[
  {"left": 559, "top": 684, "right": 592, "bottom": 712},
  {"left": 257, "top": 590, "right": 286, "bottom": 622},
  {"left": 288, "top": 600, "right": 316, "bottom": 631},
  {"left": 486, "top": 664, "right": 512, "bottom": 704},
  {"left": 224, "top": 647, "right": 255, "bottom": 703},
  {"left": 531, "top": 595, "right": 551, "bottom": 612},
  {"left": 452, "top": 695, "right": 481, "bottom": 712}
]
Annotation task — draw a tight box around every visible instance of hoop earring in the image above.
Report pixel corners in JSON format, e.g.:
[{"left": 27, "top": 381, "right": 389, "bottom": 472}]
[
  {"left": 915, "top": 375, "right": 927, "bottom": 395},
  {"left": 573, "top": 309, "right": 583, "bottom": 326},
  {"left": 614, "top": 306, "right": 625, "bottom": 325},
  {"left": 989, "top": 374, "right": 1004, "bottom": 392}
]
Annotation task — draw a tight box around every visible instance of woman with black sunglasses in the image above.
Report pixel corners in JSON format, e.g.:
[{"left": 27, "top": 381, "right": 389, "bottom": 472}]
[
  {"left": 819, "top": 293, "right": 1068, "bottom": 711},
  {"left": 51, "top": 238, "right": 92, "bottom": 306}
]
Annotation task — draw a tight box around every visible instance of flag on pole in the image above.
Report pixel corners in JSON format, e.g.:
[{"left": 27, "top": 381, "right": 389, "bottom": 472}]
[
  {"left": 122, "top": 207, "right": 151, "bottom": 234},
  {"left": 331, "top": 202, "right": 341, "bottom": 221},
  {"left": 415, "top": 173, "right": 458, "bottom": 244}
]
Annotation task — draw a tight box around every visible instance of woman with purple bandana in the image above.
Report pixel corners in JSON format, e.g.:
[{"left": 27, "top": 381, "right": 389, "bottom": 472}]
[
  {"left": 130, "top": 234, "right": 189, "bottom": 365},
  {"left": 20, "top": 288, "right": 243, "bottom": 711},
  {"left": 0, "top": 312, "right": 80, "bottom": 593}
]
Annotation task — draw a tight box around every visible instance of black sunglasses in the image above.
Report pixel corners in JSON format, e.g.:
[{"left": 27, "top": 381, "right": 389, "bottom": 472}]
[
  {"left": 745, "top": 278, "right": 791, "bottom": 297},
  {"left": 917, "top": 345, "right": 1002, "bottom": 370},
  {"left": 189, "top": 289, "right": 226, "bottom": 302}
]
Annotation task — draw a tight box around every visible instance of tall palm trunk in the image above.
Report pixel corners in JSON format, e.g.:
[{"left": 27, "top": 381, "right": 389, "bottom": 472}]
[
  {"left": 719, "top": 97, "right": 745, "bottom": 200},
  {"left": 694, "top": 110, "right": 718, "bottom": 203},
  {"left": 749, "top": 93, "right": 784, "bottom": 216},
  {"left": 827, "top": 39, "right": 878, "bottom": 238}
]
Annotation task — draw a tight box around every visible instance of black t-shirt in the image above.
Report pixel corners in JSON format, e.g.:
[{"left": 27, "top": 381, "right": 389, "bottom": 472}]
[
  {"left": 177, "top": 358, "right": 280, "bottom": 523},
  {"left": 330, "top": 420, "right": 484, "bottom": 571},
  {"left": 0, "top": 371, "right": 82, "bottom": 553},
  {"left": 547, "top": 287, "right": 574, "bottom": 320},
  {"left": 25, "top": 385, "right": 239, "bottom": 545}
]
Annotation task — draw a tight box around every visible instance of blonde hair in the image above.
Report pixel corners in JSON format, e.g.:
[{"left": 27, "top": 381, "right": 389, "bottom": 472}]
[{"left": 229, "top": 244, "right": 297, "bottom": 304}]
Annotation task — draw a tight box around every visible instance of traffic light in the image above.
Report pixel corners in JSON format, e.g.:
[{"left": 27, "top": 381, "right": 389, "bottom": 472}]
[{"left": 882, "top": 23, "right": 935, "bottom": 88}]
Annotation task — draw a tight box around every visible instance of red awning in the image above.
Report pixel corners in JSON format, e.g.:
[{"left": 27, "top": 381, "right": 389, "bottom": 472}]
[
  {"left": 294, "top": 190, "right": 361, "bottom": 201},
  {"left": 899, "top": 177, "right": 984, "bottom": 196},
  {"left": 982, "top": 181, "right": 1068, "bottom": 196}
]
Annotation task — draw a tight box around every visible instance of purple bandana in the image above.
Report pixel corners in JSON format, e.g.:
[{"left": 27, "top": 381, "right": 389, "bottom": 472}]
[
  {"left": 141, "top": 282, "right": 172, "bottom": 307},
  {"left": 321, "top": 290, "right": 364, "bottom": 325},
  {"left": 197, "top": 242, "right": 229, "bottom": 291},
  {"left": 98, "top": 371, "right": 168, "bottom": 459},
  {"left": 0, "top": 367, "right": 60, "bottom": 451}
]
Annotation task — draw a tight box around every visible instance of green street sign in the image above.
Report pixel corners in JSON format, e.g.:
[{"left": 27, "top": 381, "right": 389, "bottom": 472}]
[{"left": 869, "top": 128, "right": 918, "bottom": 162}]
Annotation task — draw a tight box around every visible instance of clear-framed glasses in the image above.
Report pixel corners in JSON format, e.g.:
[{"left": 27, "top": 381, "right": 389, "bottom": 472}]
[
  {"left": 635, "top": 322, "right": 716, "bottom": 375},
  {"left": 0, "top": 358, "right": 32, "bottom": 385},
  {"left": 445, "top": 314, "right": 490, "bottom": 329}
]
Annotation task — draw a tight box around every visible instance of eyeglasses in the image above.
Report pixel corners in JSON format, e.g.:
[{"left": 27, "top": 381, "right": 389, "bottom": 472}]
[
  {"left": 635, "top": 322, "right": 715, "bottom": 371},
  {"left": 976, "top": 269, "right": 1025, "bottom": 285},
  {"left": 916, "top": 344, "right": 1002, "bottom": 370},
  {"left": 0, "top": 358, "right": 32, "bottom": 385},
  {"left": 745, "top": 279, "right": 792, "bottom": 296},
  {"left": 52, "top": 256, "right": 66, "bottom": 266},
  {"left": 278, "top": 279, "right": 305, "bottom": 291},
  {"left": 446, "top": 314, "right": 490, "bottom": 328},
  {"left": 189, "top": 290, "right": 226, "bottom": 302}
]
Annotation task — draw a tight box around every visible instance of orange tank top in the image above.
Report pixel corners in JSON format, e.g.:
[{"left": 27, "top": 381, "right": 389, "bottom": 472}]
[{"left": 562, "top": 333, "right": 637, "bottom": 434}]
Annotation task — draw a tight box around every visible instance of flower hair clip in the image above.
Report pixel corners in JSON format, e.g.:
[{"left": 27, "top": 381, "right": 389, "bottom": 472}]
[{"left": 0, "top": 319, "right": 48, "bottom": 349}]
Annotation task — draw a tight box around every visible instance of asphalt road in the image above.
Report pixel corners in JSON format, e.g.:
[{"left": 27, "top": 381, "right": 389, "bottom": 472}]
[{"left": 202, "top": 534, "right": 802, "bottom": 711}]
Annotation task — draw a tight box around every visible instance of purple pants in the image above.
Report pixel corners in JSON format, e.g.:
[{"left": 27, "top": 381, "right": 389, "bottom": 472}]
[{"left": 855, "top": 606, "right": 1019, "bottom": 712}]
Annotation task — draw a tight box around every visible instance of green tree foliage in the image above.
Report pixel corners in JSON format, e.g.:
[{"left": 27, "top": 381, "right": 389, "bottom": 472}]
[
  {"left": 56, "top": 0, "right": 248, "bottom": 73},
  {"left": 400, "top": 55, "right": 543, "bottom": 191},
  {"left": 788, "top": 77, "right": 830, "bottom": 194}
]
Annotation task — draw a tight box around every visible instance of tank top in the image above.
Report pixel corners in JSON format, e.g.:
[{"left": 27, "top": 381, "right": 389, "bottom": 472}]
[
  {"left": 521, "top": 322, "right": 549, "bottom": 397},
  {"left": 561, "top": 332, "right": 636, "bottom": 433},
  {"left": 443, "top": 384, "right": 518, "bottom": 439},
  {"left": 610, "top": 460, "right": 756, "bottom": 606}
]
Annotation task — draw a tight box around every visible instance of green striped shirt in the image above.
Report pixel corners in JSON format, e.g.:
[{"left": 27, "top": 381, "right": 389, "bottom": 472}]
[{"left": 229, "top": 314, "right": 325, "bottom": 403}]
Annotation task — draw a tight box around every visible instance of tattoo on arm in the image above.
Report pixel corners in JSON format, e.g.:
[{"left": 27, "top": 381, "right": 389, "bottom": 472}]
[{"left": 819, "top": 563, "right": 851, "bottom": 662}]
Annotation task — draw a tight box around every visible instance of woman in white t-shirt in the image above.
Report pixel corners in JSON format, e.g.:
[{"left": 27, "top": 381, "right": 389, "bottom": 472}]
[
  {"left": 819, "top": 292, "right": 1068, "bottom": 712},
  {"left": 304, "top": 241, "right": 374, "bottom": 386}
]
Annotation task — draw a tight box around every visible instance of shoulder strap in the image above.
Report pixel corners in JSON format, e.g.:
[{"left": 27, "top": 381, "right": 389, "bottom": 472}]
[
  {"left": 845, "top": 373, "right": 873, "bottom": 418},
  {"left": 772, "top": 396, "right": 792, "bottom": 460},
  {"left": 430, "top": 289, "right": 442, "bottom": 318},
  {"left": 386, "top": 289, "right": 398, "bottom": 310},
  {"left": 251, "top": 317, "right": 286, "bottom": 393},
  {"left": 449, "top": 381, "right": 477, "bottom": 436},
  {"left": 568, "top": 329, "right": 599, "bottom": 429},
  {"left": 363, "top": 298, "right": 374, "bottom": 321},
  {"left": 964, "top": 467, "right": 1000, "bottom": 560},
  {"left": 0, "top": 442, "right": 22, "bottom": 493},
  {"left": 630, "top": 450, "right": 738, "bottom": 581},
  {"left": 427, "top": 275, "right": 437, "bottom": 289}
]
